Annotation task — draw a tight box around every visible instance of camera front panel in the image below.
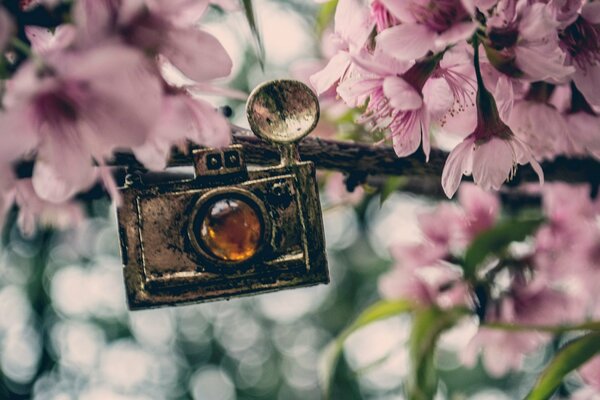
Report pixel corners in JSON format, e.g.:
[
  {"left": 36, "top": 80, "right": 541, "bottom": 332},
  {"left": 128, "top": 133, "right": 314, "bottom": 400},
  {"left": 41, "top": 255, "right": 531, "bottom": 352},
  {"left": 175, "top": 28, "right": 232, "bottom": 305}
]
[{"left": 117, "top": 161, "right": 328, "bottom": 309}]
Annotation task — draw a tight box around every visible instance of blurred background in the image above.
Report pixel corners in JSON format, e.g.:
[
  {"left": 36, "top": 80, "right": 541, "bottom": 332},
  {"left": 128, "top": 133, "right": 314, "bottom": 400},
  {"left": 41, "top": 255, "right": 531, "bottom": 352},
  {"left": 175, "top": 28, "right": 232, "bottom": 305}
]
[{"left": 0, "top": 1, "right": 568, "bottom": 399}]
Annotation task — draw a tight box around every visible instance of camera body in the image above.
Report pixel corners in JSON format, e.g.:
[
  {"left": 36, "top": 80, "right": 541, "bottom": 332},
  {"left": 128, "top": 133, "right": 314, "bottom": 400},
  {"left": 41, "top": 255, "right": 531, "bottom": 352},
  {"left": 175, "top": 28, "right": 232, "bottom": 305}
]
[{"left": 117, "top": 145, "right": 329, "bottom": 310}]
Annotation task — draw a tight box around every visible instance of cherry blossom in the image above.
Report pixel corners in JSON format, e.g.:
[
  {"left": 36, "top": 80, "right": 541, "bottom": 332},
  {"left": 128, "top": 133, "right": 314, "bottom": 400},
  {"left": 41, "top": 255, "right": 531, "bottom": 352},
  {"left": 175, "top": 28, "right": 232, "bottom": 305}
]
[
  {"left": 73, "top": 0, "right": 232, "bottom": 83},
  {"left": 376, "top": 0, "right": 477, "bottom": 61},
  {"left": 507, "top": 83, "right": 575, "bottom": 160},
  {"left": 441, "top": 44, "right": 543, "bottom": 198},
  {"left": 2, "top": 44, "right": 162, "bottom": 202},
  {"left": 559, "top": 1, "right": 600, "bottom": 107},
  {"left": 310, "top": 0, "right": 374, "bottom": 95},
  {"left": 133, "top": 91, "right": 231, "bottom": 171},
  {"left": 484, "top": 1, "right": 574, "bottom": 82}
]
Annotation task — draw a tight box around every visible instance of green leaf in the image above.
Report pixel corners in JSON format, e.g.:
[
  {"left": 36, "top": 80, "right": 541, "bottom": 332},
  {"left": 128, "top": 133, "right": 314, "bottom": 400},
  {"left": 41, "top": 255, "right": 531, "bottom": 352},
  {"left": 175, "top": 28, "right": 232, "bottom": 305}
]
[
  {"left": 316, "top": 0, "right": 338, "bottom": 36},
  {"left": 407, "top": 307, "right": 468, "bottom": 400},
  {"left": 241, "top": 0, "right": 265, "bottom": 69},
  {"left": 526, "top": 332, "right": 600, "bottom": 400},
  {"left": 463, "top": 217, "right": 544, "bottom": 280},
  {"left": 319, "top": 300, "right": 414, "bottom": 399}
]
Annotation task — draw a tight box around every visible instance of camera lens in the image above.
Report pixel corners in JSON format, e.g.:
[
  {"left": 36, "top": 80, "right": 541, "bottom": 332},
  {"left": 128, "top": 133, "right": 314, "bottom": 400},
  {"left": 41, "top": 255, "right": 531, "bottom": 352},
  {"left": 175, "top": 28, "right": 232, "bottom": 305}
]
[{"left": 197, "top": 197, "right": 262, "bottom": 262}]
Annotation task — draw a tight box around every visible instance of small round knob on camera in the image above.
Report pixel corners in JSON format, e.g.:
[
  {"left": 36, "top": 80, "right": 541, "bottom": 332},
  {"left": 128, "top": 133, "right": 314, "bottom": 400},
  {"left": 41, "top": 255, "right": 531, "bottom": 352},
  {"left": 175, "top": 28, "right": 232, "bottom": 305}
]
[{"left": 246, "top": 80, "right": 320, "bottom": 145}]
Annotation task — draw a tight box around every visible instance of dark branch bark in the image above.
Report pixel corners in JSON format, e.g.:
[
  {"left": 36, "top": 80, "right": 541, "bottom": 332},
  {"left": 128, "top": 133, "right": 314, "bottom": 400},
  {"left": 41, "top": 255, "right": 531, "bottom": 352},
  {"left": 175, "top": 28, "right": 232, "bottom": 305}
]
[{"left": 15, "top": 128, "right": 600, "bottom": 198}]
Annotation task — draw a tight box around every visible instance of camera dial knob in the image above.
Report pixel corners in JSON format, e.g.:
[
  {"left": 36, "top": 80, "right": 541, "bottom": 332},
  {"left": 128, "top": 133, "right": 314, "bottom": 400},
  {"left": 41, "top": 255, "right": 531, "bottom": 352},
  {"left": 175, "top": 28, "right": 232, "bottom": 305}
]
[{"left": 246, "top": 79, "right": 320, "bottom": 145}]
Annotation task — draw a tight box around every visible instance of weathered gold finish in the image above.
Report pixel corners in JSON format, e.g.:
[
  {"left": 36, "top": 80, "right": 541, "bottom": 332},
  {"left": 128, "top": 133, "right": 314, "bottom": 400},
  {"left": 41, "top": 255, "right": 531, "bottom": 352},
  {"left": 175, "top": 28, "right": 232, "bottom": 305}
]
[
  {"left": 116, "top": 80, "right": 329, "bottom": 310},
  {"left": 247, "top": 80, "right": 320, "bottom": 145}
]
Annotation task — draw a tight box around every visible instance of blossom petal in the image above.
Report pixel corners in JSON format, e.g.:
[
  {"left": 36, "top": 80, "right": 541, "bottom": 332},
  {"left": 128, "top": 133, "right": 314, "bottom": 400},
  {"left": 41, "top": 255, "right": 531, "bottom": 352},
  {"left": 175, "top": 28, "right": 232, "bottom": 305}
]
[
  {"left": 334, "top": 0, "right": 373, "bottom": 49},
  {"left": 73, "top": 0, "right": 118, "bottom": 45},
  {"left": 32, "top": 151, "right": 97, "bottom": 203},
  {"left": 441, "top": 136, "right": 474, "bottom": 198},
  {"left": 0, "top": 109, "right": 39, "bottom": 163},
  {"left": 514, "top": 45, "right": 574, "bottom": 82},
  {"left": 435, "top": 21, "right": 477, "bottom": 50},
  {"left": 379, "top": 0, "right": 416, "bottom": 22},
  {"left": 25, "top": 25, "right": 76, "bottom": 54},
  {"left": 383, "top": 76, "right": 422, "bottom": 110},
  {"left": 471, "top": 138, "right": 514, "bottom": 191},
  {"left": 572, "top": 64, "right": 600, "bottom": 108},
  {"left": 377, "top": 24, "right": 436, "bottom": 61},
  {"left": 147, "top": 0, "right": 210, "bottom": 26},
  {"left": 162, "top": 26, "right": 233, "bottom": 82},
  {"left": 391, "top": 111, "right": 422, "bottom": 157},
  {"left": 582, "top": 1, "right": 600, "bottom": 24},
  {"left": 310, "top": 52, "right": 350, "bottom": 95}
]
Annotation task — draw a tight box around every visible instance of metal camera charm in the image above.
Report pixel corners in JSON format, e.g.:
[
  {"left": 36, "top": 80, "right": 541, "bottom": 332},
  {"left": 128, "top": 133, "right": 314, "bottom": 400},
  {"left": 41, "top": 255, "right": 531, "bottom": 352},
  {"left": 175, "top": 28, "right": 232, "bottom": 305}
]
[{"left": 116, "top": 80, "right": 329, "bottom": 310}]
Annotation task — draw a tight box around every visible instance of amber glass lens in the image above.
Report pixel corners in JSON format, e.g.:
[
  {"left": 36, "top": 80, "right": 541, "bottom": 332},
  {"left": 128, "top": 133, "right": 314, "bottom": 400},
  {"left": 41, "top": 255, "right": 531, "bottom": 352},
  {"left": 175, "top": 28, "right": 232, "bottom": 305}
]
[{"left": 199, "top": 198, "right": 262, "bottom": 262}]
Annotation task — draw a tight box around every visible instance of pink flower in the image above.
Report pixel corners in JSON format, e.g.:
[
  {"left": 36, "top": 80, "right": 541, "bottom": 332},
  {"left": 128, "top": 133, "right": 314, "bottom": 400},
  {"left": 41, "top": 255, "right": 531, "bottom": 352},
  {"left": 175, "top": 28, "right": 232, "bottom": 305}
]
[
  {"left": 370, "top": 0, "right": 399, "bottom": 32},
  {"left": 377, "top": 0, "right": 477, "bottom": 61},
  {"left": 74, "top": 0, "right": 232, "bottom": 83},
  {"left": 379, "top": 262, "right": 469, "bottom": 309},
  {"left": 484, "top": 2, "right": 574, "bottom": 82},
  {"left": 442, "top": 132, "right": 543, "bottom": 198},
  {"left": 559, "top": 2, "right": 600, "bottom": 107},
  {"left": 580, "top": 356, "right": 600, "bottom": 392},
  {"left": 324, "top": 172, "right": 365, "bottom": 206},
  {"left": 14, "top": 179, "right": 85, "bottom": 237},
  {"left": 310, "top": 0, "right": 374, "bottom": 95},
  {"left": 567, "top": 111, "right": 600, "bottom": 159},
  {"left": 389, "top": 202, "right": 465, "bottom": 268},
  {"left": 457, "top": 182, "right": 500, "bottom": 239},
  {"left": 564, "top": 85, "right": 600, "bottom": 159},
  {"left": 463, "top": 277, "right": 579, "bottom": 376},
  {"left": 441, "top": 48, "right": 544, "bottom": 198},
  {"left": 2, "top": 44, "right": 162, "bottom": 202},
  {"left": 507, "top": 85, "right": 574, "bottom": 160},
  {"left": 338, "top": 49, "right": 468, "bottom": 159},
  {"left": 0, "top": 7, "right": 14, "bottom": 51},
  {"left": 462, "top": 327, "right": 544, "bottom": 377},
  {"left": 133, "top": 91, "right": 231, "bottom": 170},
  {"left": 25, "top": 25, "right": 77, "bottom": 55}
]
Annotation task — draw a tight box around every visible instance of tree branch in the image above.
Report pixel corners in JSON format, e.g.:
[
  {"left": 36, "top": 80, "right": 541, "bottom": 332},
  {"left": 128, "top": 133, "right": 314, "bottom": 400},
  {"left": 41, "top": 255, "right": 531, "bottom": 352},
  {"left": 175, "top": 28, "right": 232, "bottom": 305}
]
[{"left": 14, "top": 128, "right": 600, "bottom": 199}]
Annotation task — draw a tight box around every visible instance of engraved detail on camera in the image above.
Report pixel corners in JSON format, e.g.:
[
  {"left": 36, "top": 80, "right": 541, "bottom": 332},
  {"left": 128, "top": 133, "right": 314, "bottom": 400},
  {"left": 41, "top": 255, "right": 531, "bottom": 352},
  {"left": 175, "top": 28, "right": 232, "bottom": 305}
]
[
  {"left": 134, "top": 174, "right": 307, "bottom": 287},
  {"left": 193, "top": 146, "right": 246, "bottom": 177}
]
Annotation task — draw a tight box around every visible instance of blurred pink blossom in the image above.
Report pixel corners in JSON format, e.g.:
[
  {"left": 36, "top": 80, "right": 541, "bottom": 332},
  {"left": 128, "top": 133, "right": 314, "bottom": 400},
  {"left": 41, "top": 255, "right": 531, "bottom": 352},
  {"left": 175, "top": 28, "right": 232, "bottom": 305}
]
[
  {"left": 73, "top": 0, "right": 232, "bottom": 83},
  {"left": 133, "top": 91, "right": 231, "bottom": 170},
  {"left": 376, "top": 0, "right": 477, "bottom": 61},
  {"left": 2, "top": 44, "right": 162, "bottom": 202},
  {"left": 457, "top": 182, "right": 500, "bottom": 239},
  {"left": 461, "top": 327, "right": 544, "bottom": 377},
  {"left": 14, "top": 179, "right": 85, "bottom": 237},
  {"left": 485, "top": 2, "right": 574, "bottom": 82},
  {"left": 560, "top": 2, "right": 600, "bottom": 107},
  {"left": 508, "top": 95, "right": 574, "bottom": 160},
  {"left": 379, "top": 262, "right": 470, "bottom": 309},
  {"left": 25, "top": 25, "right": 77, "bottom": 55},
  {"left": 324, "top": 172, "right": 365, "bottom": 206},
  {"left": 580, "top": 355, "right": 600, "bottom": 392}
]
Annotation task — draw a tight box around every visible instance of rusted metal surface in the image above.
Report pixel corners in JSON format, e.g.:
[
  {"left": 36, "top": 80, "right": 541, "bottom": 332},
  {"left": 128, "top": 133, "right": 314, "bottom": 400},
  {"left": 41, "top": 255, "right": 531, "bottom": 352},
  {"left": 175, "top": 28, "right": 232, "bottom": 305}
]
[{"left": 116, "top": 80, "right": 329, "bottom": 310}]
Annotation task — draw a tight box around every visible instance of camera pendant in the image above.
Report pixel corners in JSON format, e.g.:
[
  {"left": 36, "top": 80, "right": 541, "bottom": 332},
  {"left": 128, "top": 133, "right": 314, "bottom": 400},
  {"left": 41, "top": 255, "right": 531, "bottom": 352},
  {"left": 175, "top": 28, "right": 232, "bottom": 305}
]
[{"left": 117, "top": 80, "right": 329, "bottom": 309}]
